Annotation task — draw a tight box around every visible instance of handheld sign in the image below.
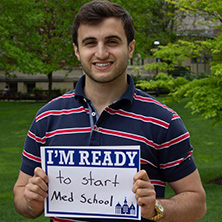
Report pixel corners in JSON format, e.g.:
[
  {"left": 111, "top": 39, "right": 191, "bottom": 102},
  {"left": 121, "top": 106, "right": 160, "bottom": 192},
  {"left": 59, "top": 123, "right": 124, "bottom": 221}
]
[{"left": 41, "top": 146, "right": 141, "bottom": 220}]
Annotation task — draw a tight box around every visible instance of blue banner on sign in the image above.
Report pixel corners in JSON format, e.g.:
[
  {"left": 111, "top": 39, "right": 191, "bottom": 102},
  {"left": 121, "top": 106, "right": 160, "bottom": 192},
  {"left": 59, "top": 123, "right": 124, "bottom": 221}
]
[{"left": 44, "top": 147, "right": 140, "bottom": 168}]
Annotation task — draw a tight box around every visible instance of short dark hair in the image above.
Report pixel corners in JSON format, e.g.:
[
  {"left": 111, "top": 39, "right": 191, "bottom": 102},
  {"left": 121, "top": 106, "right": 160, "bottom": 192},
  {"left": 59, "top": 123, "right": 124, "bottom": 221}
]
[{"left": 72, "top": 0, "right": 134, "bottom": 47}]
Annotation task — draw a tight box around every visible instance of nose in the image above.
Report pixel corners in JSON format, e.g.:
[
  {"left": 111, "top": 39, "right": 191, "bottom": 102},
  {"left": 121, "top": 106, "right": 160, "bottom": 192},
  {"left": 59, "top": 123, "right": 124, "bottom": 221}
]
[{"left": 95, "top": 43, "right": 109, "bottom": 60}]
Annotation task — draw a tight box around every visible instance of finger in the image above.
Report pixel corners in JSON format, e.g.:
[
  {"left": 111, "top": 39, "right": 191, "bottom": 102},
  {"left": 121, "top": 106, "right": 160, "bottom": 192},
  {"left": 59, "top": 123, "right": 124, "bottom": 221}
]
[
  {"left": 25, "top": 182, "right": 48, "bottom": 201},
  {"left": 34, "top": 167, "right": 49, "bottom": 183},
  {"left": 137, "top": 195, "right": 156, "bottom": 207},
  {"left": 27, "top": 178, "right": 48, "bottom": 198},
  {"left": 132, "top": 174, "right": 153, "bottom": 194},
  {"left": 133, "top": 170, "right": 150, "bottom": 183},
  {"left": 135, "top": 186, "right": 156, "bottom": 198},
  {"left": 26, "top": 168, "right": 49, "bottom": 199},
  {"left": 33, "top": 175, "right": 48, "bottom": 192},
  {"left": 33, "top": 167, "right": 49, "bottom": 192},
  {"left": 134, "top": 178, "right": 153, "bottom": 189}
]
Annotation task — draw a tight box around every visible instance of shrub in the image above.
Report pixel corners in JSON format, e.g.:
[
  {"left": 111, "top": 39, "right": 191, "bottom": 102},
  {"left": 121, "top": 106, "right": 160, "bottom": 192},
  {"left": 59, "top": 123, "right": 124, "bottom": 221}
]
[{"left": 136, "top": 73, "right": 189, "bottom": 94}]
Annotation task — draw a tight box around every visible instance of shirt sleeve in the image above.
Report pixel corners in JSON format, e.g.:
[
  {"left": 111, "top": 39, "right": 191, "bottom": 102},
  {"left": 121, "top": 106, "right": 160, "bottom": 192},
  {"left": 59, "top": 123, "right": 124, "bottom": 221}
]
[
  {"left": 20, "top": 111, "right": 46, "bottom": 176},
  {"left": 158, "top": 116, "right": 197, "bottom": 182}
]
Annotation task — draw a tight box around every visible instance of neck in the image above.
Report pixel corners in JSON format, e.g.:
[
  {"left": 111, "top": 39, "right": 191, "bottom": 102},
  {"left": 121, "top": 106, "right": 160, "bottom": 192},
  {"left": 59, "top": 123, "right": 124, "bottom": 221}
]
[{"left": 84, "top": 75, "right": 128, "bottom": 115}]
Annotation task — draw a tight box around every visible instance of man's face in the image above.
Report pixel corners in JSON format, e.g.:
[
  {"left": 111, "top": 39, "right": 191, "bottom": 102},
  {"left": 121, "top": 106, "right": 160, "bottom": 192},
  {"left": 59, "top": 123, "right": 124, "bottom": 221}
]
[{"left": 73, "top": 17, "right": 135, "bottom": 84}]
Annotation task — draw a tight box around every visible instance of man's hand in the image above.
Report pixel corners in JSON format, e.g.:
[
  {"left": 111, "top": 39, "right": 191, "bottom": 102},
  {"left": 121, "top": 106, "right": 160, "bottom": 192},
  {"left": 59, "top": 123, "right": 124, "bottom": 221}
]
[
  {"left": 24, "top": 167, "right": 49, "bottom": 214},
  {"left": 13, "top": 167, "right": 49, "bottom": 218},
  {"left": 132, "top": 170, "right": 156, "bottom": 219},
  {"left": 132, "top": 169, "right": 206, "bottom": 222}
]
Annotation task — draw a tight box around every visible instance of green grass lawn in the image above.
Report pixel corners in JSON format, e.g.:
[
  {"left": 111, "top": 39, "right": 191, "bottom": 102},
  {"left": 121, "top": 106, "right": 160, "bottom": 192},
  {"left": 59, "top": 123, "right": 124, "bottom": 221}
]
[
  {"left": 0, "top": 99, "right": 221, "bottom": 221},
  {"left": 0, "top": 101, "right": 48, "bottom": 222}
]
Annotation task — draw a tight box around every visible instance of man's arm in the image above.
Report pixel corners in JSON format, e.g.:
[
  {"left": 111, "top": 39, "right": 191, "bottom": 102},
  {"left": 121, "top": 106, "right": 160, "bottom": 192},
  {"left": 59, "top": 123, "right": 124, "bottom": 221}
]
[
  {"left": 132, "top": 169, "right": 206, "bottom": 221},
  {"left": 13, "top": 167, "right": 48, "bottom": 218}
]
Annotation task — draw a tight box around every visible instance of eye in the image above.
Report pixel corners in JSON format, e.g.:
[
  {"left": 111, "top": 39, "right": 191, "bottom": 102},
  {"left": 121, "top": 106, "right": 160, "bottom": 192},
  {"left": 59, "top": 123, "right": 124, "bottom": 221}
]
[
  {"left": 84, "top": 40, "right": 97, "bottom": 47},
  {"left": 107, "top": 39, "right": 119, "bottom": 46}
]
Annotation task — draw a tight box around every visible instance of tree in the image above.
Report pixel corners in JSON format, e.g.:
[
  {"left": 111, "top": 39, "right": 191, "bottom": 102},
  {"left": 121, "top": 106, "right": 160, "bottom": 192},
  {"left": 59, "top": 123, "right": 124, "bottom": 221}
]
[
  {"left": 1, "top": 0, "right": 178, "bottom": 98},
  {"left": 112, "top": 0, "right": 177, "bottom": 58},
  {"left": 142, "top": 0, "right": 222, "bottom": 125},
  {"left": 0, "top": 0, "right": 88, "bottom": 99}
]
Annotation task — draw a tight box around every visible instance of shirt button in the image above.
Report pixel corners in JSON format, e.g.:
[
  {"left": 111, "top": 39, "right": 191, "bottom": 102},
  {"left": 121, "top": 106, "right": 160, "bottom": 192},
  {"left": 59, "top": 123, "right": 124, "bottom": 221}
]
[
  {"left": 83, "top": 98, "right": 87, "bottom": 102},
  {"left": 92, "top": 112, "right": 96, "bottom": 117},
  {"left": 94, "top": 126, "right": 99, "bottom": 131}
]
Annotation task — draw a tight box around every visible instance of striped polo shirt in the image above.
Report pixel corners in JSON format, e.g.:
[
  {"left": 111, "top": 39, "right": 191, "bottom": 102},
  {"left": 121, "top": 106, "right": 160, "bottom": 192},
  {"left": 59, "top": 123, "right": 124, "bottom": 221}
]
[{"left": 21, "top": 74, "right": 196, "bottom": 222}]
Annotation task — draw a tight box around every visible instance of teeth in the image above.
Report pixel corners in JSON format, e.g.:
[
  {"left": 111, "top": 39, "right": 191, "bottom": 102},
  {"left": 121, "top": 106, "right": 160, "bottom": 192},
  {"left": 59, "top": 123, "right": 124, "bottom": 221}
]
[{"left": 95, "top": 63, "right": 110, "bottom": 67}]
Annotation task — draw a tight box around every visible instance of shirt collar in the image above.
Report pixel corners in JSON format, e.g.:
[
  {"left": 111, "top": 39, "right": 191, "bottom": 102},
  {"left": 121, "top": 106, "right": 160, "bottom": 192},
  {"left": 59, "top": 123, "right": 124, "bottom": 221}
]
[
  {"left": 75, "top": 74, "right": 135, "bottom": 104},
  {"left": 74, "top": 75, "right": 86, "bottom": 98}
]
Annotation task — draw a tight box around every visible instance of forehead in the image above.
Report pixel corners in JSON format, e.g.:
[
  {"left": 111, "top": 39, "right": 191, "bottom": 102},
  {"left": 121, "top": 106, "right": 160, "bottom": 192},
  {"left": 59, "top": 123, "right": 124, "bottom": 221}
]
[{"left": 77, "top": 17, "right": 127, "bottom": 42}]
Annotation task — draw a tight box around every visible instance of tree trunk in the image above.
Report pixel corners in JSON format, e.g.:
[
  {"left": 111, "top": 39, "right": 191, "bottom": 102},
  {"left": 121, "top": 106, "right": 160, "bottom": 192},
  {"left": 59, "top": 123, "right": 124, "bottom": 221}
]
[{"left": 47, "top": 71, "right": 53, "bottom": 100}]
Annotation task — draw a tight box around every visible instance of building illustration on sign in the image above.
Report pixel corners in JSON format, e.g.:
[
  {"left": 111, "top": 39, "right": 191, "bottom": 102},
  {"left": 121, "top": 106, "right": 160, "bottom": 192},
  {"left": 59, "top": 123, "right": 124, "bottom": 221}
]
[{"left": 115, "top": 198, "right": 136, "bottom": 215}]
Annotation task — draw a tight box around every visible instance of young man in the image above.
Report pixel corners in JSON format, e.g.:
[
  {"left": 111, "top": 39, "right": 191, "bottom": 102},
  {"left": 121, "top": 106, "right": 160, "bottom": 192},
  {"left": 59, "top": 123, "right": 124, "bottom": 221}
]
[{"left": 13, "top": 1, "right": 206, "bottom": 221}]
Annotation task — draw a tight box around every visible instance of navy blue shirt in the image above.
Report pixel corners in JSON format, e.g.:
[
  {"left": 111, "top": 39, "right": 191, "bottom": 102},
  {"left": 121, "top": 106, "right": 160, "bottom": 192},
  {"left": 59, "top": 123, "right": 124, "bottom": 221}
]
[{"left": 21, "top": 75, "right": 196, "bottom": 222}]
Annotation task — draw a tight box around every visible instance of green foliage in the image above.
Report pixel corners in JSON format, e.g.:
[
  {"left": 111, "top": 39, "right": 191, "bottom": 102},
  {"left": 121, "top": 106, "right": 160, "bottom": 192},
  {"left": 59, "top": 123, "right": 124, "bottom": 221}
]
[
  {"left": 165, "top": 75, "right": 222, "bottom": 125},
  {"left": 0, "top": 0, "right": 89, "bottom": 99},
  {"left": 0, "top": 0, "right": 178, "bottom": 73},
  {"left": 145, "top": 40, "right": 207, "bottom": 74},
  {"left": 144, "top": 0, "right": 222, "bottom": 125},
  {"left": 163, "top": 0, "right": 222, "bottom": 77},
  {"left": 112, "top": 0, "right": 177, "bottom": 57},
  {"left": 0, "top": 0, "right": 85, "bottom": 75},
  {"left": 136, "top": 72, "right": 189, "bottom": 93}
]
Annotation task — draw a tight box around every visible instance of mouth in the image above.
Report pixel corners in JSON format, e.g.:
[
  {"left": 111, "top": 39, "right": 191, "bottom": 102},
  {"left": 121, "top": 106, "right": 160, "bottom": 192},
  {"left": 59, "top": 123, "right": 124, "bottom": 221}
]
[{"left": 93, "top": 62, "right": 113, "bottom": 70}]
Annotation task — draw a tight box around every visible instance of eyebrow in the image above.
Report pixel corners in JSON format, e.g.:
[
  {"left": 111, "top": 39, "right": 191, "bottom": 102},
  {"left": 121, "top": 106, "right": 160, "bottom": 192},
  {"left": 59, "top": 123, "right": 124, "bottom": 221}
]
[
  {"left": 81, "top": 35, "right": 123, "bottom": 44},
  {"left": 105, "top": 35, "right": 123, "bottom": 41},
  {"left": 81, "top": 37, "right": 96, "bottom": 44}
]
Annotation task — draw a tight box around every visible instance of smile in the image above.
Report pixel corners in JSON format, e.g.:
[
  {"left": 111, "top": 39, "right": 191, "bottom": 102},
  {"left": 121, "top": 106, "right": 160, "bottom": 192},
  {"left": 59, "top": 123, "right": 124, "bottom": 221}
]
[{"left": 94, "top": 62, "right": 112, "bottom": 67}]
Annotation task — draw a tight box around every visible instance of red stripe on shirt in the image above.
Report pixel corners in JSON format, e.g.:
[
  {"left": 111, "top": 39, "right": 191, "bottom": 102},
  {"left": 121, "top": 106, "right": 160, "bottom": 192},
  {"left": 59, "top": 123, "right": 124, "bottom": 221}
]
[
  {"left": 28, "top": 131, "right": 46, "bottom": 144},
  {"left": 133, "top": 94, "right": 175, "bottom": 113},
  {"left": 45, "top": 127, "right": 91, "bottom": 138},
  {"left": 105, "top": 107, "right": 169, "bottom": 129},
  {"left": 160, "top": 150, "right": 193, "bottom": 169},
  {"left": 150, "top": 180, "right": 166, "bottom": 187},
  {"left": 28, "top": 127, "right": 91, "bottom": 143},
  {"left": 157, "top": 132, "right": 190, "bottom": 149},
  {"left": 172, "top": 113, "right": 180, "bottom": 120},
  {"left": 97, "top": 127, "right": 189, "bottom": 150},
  {"left": 22, "top": 150, "right": 41, "bottom": 163},
  {"left": 49, "top": 93, "right": 75, "bottom": 103},
  {"left": 36, "top": 107, "right": 88, "bottom": 122},
  {"left": 140, "top": 158, "right": 157, "bottom": 168}
]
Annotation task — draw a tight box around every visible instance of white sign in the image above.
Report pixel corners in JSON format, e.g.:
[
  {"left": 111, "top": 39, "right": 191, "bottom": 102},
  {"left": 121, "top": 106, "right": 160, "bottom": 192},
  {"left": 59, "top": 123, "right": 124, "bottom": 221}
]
[{"left": 41, "top": 146, "right": 141, "bottom": 220}]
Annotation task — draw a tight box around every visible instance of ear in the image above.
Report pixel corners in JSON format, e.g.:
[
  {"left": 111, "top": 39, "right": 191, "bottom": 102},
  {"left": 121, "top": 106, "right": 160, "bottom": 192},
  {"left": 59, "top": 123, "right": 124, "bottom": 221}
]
[
  {"left": 128, "top": 40, "right": 135, "bottom": 59},
  {"left": 73, "top": 43, "right": 80, "bottom": 61}
]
